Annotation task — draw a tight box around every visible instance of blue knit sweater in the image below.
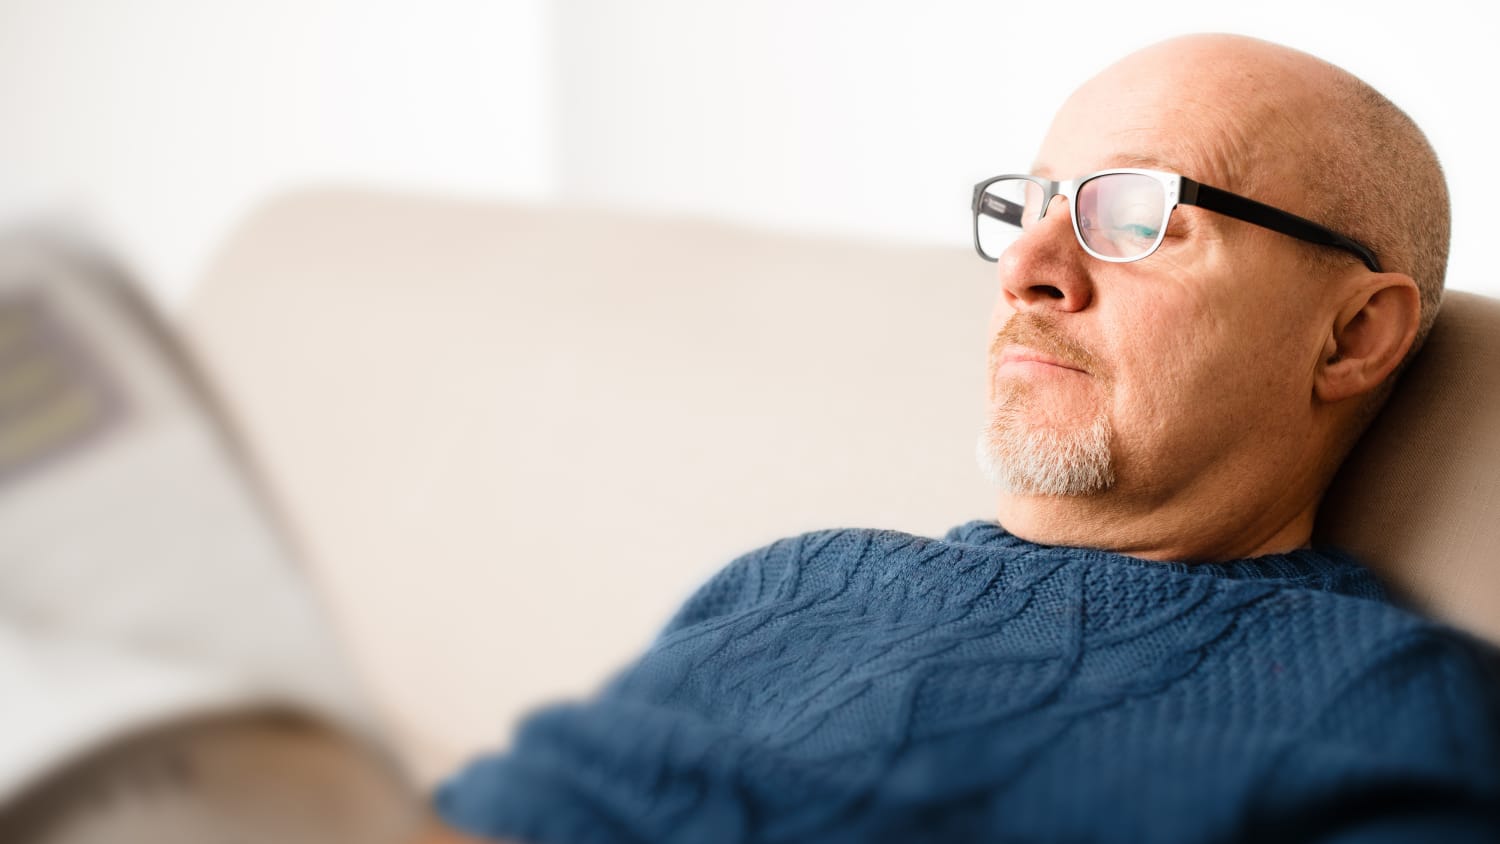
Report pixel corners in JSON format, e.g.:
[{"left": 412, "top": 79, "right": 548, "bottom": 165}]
[{"left": 436, "top": 521, "right": 1500, "bottom": 842}]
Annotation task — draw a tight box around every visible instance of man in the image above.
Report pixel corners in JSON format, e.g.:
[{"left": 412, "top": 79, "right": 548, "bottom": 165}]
[{"left": 422, "top": 34, "right": 1500, "bottom": 842}]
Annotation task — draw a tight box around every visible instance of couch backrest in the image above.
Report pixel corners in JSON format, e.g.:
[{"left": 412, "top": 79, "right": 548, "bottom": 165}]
[
  {"left": 1317, "top": 289, "right": 1500, "bottom": 641},
  {"left": 181, "top": 188, "right": 1500, "bottom": 782}
]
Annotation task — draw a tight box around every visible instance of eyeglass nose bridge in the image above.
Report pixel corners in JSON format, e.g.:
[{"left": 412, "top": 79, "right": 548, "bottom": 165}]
[
  {"left": 1032, "top": 184, "right": 1059, "bottom": 221},
  {"left": 1032, "top": 178, "right": 1068, "bottom": 221},
  {"left": 1025, "top": 177, "right": 1065, "bottom": 223}
]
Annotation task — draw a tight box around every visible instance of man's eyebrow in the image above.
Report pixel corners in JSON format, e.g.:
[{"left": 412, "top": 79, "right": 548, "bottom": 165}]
[{"left": 1107, "top": 152, "right": 1183, "bottom": 172}]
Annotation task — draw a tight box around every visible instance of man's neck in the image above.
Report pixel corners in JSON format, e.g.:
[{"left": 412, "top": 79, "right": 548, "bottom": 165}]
[{"left": 994, "top": 487, "right": 1322, "bottom": 564}]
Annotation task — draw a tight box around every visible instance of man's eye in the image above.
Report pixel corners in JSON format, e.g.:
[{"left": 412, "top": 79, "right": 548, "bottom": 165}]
[{"left": 1119, "top": 223, "right": 1159, "bottom": 239}]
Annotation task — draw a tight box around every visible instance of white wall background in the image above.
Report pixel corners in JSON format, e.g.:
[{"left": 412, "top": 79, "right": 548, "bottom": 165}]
[
  {"left": 0, "top": 0, "right": 553, "bottom": 304},
  {"left": 0, "top": 0, "right": 1495, "bottom": 305}
]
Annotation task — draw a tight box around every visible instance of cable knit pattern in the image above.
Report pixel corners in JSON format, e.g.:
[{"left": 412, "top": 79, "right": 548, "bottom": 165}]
[{"left": 436, "top": 521, "right": 1500, "bottom": 843}]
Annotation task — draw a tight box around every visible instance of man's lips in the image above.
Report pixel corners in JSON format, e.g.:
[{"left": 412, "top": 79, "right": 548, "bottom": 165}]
[{"left": 997, "top": 345, "right": 1089, "bottom": 374}]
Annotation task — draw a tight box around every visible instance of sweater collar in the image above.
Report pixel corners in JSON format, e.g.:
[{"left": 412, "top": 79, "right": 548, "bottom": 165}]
[{"left": 943, "top": 519, "right": 1387, "bottom": 600}]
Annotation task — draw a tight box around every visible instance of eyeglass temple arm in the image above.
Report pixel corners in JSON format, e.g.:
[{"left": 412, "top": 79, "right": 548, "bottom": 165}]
[
  {"left": 1180, "top": 179, "right": 1382, "bottom": 273},
  {"left": 973, "top": 186, "right": 1026, "bottom": 227}
]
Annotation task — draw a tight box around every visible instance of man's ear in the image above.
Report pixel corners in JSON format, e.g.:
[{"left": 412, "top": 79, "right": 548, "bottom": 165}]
[{"left": 1314, "top": 273, "right": 1421, "bottom": 404}]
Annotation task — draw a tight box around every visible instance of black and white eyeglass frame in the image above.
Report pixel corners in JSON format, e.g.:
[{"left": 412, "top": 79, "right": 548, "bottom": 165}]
[{"left": 970, "top": 168, "right": 1382, "bottom": 273}]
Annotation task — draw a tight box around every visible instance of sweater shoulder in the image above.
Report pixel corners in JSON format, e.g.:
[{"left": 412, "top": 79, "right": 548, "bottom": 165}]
[{"left": 655, "top": 526, "right": 920, "bottom": 638}]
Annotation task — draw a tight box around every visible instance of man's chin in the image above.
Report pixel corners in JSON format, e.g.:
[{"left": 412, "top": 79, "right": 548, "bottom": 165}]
[{"left": 975, "top": 414, "right": 1116, "bottom": 497}]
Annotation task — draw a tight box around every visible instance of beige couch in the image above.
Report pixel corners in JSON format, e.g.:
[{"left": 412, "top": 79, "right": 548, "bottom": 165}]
[{"left": 180, "top": 188, "right": 1500, "bottom": 785}]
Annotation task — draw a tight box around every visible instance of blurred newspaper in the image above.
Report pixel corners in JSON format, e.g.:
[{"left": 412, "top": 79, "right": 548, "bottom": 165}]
[{"left": 0, "top": 231, "right": 420, "bottom": 842}]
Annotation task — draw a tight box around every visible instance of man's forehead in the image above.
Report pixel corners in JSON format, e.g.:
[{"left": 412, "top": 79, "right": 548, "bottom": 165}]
[
  {"left": 1030, "top": 152, "right": 1190, "bottom": 180},
  {"left": 1031, "top": 43, "right": 1305, "bottom": 190},
  {"left": 1031, "top": 95, "right": 1252, "bottom": 188}
]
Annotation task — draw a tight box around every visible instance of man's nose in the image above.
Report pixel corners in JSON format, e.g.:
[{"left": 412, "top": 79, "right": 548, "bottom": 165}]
[{"left": 998, "top": 195, "right": 1095, "bottom": 313}]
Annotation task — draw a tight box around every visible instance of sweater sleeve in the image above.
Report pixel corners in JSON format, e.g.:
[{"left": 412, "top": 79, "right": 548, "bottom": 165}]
[{"left": 1246, "top": 628, "right": 1500, "bottom": 843}]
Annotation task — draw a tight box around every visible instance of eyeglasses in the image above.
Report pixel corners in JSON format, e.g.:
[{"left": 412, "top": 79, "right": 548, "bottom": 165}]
[{"left": 971, "top": 168, "right": 1381, "bottom": 272}]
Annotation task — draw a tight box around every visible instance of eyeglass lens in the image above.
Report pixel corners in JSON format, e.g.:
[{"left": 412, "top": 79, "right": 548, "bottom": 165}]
[{"left": 977, "top": 173, "right": 1167, "bottom": 261}]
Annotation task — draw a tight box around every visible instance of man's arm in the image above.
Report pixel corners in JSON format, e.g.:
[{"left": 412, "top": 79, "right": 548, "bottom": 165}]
[{"left": 1249, "top": 631, "right": 1500, "bottom": 841}]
